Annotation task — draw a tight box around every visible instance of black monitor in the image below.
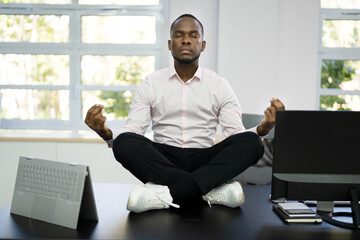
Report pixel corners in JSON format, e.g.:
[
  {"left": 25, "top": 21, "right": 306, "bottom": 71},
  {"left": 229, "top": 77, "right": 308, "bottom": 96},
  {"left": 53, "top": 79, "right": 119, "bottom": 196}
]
[{"left": 271, "top": 110, "right": 360, "bottom": 229}]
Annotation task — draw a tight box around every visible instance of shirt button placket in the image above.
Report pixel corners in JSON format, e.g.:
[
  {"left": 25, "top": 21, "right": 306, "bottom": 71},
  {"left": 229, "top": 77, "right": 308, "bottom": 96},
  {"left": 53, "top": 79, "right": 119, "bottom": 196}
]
[{"left": 181, "top": 83, "right": 187, "bottom": 148}]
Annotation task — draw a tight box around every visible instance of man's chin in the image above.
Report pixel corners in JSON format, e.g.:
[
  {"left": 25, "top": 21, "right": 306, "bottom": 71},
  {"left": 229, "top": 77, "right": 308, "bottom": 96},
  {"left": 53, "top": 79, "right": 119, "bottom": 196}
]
[
  {"left": 173, "top": 54, "right": 200, "bottom": 65},
  {"left": 175, "top": 59, "right": 195, "bottom": 64}
]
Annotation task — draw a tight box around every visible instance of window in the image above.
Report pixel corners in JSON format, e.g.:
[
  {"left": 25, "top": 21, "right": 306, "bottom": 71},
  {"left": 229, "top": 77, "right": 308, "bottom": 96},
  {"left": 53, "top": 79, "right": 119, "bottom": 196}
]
[
  {"left": 0, "top": 0, "right": 163, "bottom": 134},
  {"left": 319, "top": 0, "right": 360, "bottom": 111}
]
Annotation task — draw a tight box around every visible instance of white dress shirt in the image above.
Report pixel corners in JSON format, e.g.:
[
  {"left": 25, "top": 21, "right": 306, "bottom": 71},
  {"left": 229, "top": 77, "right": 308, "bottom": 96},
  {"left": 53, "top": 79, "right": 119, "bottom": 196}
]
[{"left": 109, "top": 65, "right": 258, "bottom": 148}]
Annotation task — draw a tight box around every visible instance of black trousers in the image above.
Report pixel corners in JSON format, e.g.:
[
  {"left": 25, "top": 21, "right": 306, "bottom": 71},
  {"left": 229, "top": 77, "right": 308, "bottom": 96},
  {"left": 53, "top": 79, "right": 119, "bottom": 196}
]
[{"left": 112, "top": 131, "right": 264, "bottom": 204}]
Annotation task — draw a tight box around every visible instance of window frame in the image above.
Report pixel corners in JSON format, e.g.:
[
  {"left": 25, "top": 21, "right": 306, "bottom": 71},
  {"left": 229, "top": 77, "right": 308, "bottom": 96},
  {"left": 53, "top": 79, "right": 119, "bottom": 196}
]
[
  {"left": 317, "top": 6, "right": 360, "bottom": 109},
  {"left": 0, "top": 1, "right": 164, "bottom": 133}
]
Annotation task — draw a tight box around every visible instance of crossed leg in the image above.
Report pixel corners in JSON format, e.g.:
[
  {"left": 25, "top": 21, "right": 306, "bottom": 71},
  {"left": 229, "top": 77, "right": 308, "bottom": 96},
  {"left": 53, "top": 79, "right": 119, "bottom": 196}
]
[{"left": 112, "top": 132, "right": 264, "bottom": 205}]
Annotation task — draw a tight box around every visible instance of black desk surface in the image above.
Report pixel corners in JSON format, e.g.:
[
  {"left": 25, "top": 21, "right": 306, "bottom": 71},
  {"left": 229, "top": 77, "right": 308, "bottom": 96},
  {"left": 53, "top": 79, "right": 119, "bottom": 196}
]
[{"left": 0, "top": 183, "right": 359, "bottom": 240}]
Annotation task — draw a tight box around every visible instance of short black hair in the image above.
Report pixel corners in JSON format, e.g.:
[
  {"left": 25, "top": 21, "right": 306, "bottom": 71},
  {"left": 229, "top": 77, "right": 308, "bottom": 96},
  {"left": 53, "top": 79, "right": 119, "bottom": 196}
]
[{"left": 170, "top": 14, "right": 204, "bottom": 36}]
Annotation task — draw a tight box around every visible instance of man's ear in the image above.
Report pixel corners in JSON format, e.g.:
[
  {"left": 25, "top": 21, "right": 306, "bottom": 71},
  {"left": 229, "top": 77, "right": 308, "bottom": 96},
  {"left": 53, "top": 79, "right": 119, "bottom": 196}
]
[
  {"left": 201, "top": 40, "right": 206, "bottom": 52},
  {"left": 168, "top": 40, "right": 171, "bottom": 50}
]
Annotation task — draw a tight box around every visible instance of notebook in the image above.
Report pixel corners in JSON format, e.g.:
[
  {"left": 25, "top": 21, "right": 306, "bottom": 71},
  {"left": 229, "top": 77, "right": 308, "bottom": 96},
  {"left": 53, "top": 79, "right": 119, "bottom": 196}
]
[
  {"left": 10, "top": 156, "right": 98, "bottom": 229},
  {"left": 272, "top": 205, "right": 322, "bottom": 224},
  {"left": 277, "top": 202, "right": 316, "bottom": 217}
]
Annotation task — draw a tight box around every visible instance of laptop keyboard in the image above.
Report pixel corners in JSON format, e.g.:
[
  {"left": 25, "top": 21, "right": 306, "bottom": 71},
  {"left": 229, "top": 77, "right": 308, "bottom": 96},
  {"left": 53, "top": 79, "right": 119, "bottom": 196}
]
[{"left": 19, "top": 163, "right": 80, "bottom": 201}]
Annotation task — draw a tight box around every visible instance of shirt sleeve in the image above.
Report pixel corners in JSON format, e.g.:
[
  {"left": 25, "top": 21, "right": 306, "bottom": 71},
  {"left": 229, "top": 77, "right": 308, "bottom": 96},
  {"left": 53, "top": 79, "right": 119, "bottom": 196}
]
[
  {"left": 218, "top": 79, "right": 259, "bottom": 137},
  {"left": 106, "top": 77, "right": 152, "bottom": 148}
]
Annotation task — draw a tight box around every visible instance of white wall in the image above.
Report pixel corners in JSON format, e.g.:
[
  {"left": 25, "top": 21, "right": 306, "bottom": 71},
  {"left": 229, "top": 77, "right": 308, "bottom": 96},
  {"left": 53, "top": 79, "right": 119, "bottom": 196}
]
[
  {"left": 0, "top": 0, "right": 321, "bottom": 208},
  {"left": 218, "top": 0, "right": 319, "bottom": 113},
  {"left": 276, "top": 0, "right": 319, "bottom": 110}
]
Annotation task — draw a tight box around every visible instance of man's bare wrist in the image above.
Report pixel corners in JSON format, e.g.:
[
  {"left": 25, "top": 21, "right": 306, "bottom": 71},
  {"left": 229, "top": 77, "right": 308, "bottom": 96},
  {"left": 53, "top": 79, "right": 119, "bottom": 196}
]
[
  {"left": 257, "top": 125, "right": 270, "bottom": 137},
  {"left": 94, "top": 129, "right": 113, "bottom": 141}
]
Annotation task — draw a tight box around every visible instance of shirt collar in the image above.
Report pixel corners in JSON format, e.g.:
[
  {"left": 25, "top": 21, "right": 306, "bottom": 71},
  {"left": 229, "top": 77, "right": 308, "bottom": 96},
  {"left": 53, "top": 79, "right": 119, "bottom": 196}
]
[{"left": 169, "top": 65, "right": 202, "bottom": 83}]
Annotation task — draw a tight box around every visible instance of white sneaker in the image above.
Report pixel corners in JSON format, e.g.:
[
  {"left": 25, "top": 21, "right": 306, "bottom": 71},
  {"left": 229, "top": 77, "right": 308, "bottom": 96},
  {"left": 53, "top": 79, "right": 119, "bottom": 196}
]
[
  {"left": 202, "top": 180, "right": 245, "bottom": 208},
  {"left": 127, "top": 183, "right": 180, "bottom": 213}
]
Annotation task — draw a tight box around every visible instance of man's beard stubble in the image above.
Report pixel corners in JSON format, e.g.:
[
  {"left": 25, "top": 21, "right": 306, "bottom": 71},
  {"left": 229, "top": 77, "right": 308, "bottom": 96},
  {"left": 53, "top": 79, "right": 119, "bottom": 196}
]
[{"left": 173, "top": 52, "right": 201, "bottom": 65}]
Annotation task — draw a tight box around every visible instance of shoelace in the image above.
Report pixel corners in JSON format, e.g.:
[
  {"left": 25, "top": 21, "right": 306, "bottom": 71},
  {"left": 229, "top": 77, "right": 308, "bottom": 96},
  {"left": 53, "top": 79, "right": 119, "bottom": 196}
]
[
  {"left": 205, "top": 192, "right": 226, "bottom": 208},
  {"left": 206, "top": 199, "right": 213, "bottom": 207},
  {"left": 154, "top": 192, "right": 180, "bottom": 209}
]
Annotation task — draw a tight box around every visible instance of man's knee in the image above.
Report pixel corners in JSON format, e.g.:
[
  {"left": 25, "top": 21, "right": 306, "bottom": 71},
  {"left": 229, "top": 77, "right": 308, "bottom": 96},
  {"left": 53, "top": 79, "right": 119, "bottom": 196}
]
[
  {"left": 243, "top": 131, "right": 263, "bottom": 148},
  {"left": 233, "top": 132, "right": 265, "bottom": 163},
  {"left": 113, "top": 132, "right": 132, "bottom": 151},
  {"left": 246, "top": 132, "right": 265, "bottom": 163},
  {"left": 112, "top": 132, "right": 141, "bottom": 164},
  {"left": 232, "top": 131, "right": 262, "bottom": 144}
]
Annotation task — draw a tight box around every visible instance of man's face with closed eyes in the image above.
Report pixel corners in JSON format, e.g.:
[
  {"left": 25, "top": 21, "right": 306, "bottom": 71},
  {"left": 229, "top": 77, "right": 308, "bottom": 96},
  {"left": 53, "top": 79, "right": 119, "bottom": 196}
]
[{"left": 168, "top": 16, "right": 206, "bottom": 65}]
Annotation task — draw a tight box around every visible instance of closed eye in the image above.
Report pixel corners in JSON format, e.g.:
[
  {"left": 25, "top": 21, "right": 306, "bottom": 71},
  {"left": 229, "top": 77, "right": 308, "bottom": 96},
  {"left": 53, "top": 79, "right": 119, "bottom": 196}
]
[
  {"left": 173, "top": 31, "right": 183, "bottom": 38},
  {"left": 191, "top": 32, "right": 200, "bottom": 38}
]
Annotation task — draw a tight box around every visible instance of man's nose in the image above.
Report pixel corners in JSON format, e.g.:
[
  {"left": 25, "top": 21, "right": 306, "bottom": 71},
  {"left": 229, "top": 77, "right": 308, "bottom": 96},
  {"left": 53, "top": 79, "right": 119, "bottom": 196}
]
[{"left": 182, "top": 35, "right": 190, "bottom": 44}]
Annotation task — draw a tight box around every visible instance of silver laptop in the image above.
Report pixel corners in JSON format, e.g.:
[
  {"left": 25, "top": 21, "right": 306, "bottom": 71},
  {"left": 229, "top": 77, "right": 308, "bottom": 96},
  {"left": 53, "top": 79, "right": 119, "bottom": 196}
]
[{"left": 10, "top": 156, "right": 98, "bottom": 229}]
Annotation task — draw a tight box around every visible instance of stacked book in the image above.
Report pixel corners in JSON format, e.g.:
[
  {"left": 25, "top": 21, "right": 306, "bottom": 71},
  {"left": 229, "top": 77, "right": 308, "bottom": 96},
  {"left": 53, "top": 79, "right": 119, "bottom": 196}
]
[{"left": 273, "top": 202, "right": 322, "bottom": 223}]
